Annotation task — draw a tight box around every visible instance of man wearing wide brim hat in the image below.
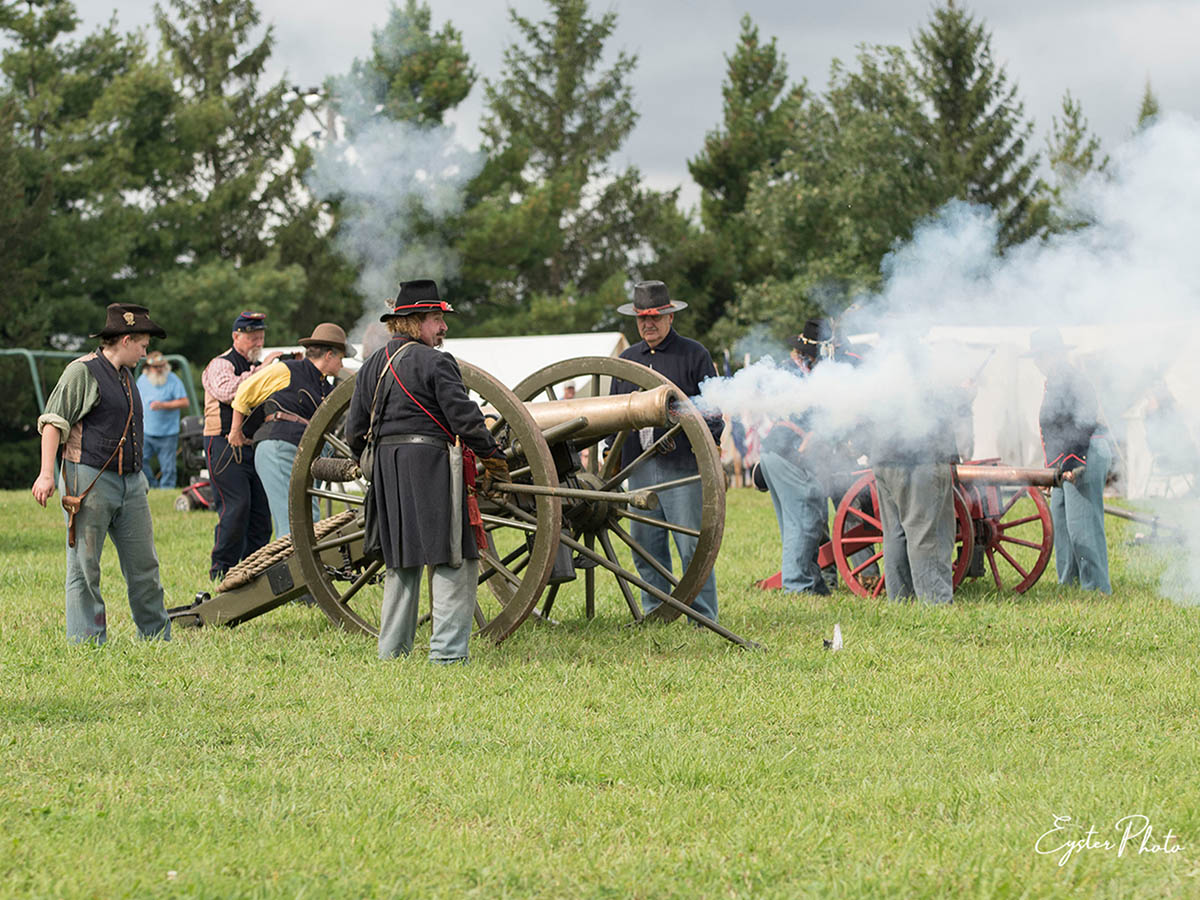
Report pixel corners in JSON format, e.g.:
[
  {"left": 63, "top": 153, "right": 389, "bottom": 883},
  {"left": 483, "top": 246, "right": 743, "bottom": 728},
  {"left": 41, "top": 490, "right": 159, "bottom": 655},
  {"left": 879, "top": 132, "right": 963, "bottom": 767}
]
[
  {"left": 609, "top": 280, "right": 724, "bottom": 623},
  {"left": 346, "top": 279, "right": 510, "bottom": 663},
  {"left": 228, "top": 322, "right": 354, "bottom": 539},
  {"left": 200, "top": 310, "right": 284, "bottom": 579},
  {"left": 31, "top": 303, "right": 172, "bottom": 643},
  {"left": 136, "top": 350, "right": 190, "bottom": 489},
  {"left": 1027, "top": 327, "right": 1112, "bottom": 592}
]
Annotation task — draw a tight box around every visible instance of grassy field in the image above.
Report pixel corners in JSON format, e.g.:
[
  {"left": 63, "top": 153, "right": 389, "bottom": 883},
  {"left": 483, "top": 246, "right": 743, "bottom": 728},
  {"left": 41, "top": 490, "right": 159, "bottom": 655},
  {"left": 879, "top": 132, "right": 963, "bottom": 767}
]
[{"left": 1, "top": 485, "right": 1198, "bottom": 899}]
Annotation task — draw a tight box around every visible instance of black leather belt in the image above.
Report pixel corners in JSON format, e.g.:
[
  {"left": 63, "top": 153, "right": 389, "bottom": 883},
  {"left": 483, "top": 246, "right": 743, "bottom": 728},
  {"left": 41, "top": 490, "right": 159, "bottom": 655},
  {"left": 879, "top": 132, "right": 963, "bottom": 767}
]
[{"left": 377, "top": 434, "right": 448, "bottom": 449}]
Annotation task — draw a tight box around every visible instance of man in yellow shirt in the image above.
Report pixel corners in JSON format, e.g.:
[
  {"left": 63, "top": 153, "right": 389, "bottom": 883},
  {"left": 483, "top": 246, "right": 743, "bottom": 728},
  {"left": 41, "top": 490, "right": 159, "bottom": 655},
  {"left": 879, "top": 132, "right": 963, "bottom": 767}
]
[{"left": 228, "top": 323, "right": 353, "bottom": 538}]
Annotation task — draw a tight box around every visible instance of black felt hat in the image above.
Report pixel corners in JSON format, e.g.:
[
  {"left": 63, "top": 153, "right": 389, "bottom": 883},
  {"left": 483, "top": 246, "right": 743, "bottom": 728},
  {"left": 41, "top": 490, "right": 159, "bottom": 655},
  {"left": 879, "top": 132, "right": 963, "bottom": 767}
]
[
  {"left": 788, "top": 318, "right": 833, "bottom": 355},
  {"left": 91, "top": 303, "right": 167, "bottom": 339},
  {"left": 617, "top": 281, "right": 688, "bottom": 317},
  {"left": 380, "top": 280, "right": 455, "bottom": 320}
]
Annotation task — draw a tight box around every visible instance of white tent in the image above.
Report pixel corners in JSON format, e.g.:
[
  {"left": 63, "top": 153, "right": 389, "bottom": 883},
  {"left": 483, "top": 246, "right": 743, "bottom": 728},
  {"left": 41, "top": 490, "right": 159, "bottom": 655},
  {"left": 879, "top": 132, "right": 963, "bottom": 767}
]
[
  {"left": 917, "top": 323, "right": 1200, "bottom": 499},
  {"left": 441, "top": 332, "right": 629, "bottom": 390}
]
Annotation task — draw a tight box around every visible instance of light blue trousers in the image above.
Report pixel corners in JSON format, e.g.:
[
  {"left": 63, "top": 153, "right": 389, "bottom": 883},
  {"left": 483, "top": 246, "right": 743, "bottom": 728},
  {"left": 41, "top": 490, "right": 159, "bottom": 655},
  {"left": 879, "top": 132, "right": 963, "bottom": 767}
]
[
  {"left": 874, "top": 463, "right": 956, "bottom": 605},
  {"left": 1050, "top": 436, "right": 1112, "bottom": 593},
  {"left": 626, "top": 454, "right": 718, "bottom": 622},
  {"left": 60, "top": 462, "right": 171, "bottom": 644},
  {"left": 379, "top": 560, "right": 478, "bottom": 662},
  {"left": 759, "top": 451, "right": 829, "bottom": 595},
  {"left": 142, "top": 432, "right": 178, "bottom": 488},
  {"left": 253, "top": 439, "right": 319, "bottom": 538}
]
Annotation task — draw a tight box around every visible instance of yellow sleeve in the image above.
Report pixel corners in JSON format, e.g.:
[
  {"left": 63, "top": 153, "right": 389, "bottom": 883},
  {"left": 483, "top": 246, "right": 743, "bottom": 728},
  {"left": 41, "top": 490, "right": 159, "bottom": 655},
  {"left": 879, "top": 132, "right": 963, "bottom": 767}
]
[{"left": 232, "top": 361, "right": 292, "bottom": 414}]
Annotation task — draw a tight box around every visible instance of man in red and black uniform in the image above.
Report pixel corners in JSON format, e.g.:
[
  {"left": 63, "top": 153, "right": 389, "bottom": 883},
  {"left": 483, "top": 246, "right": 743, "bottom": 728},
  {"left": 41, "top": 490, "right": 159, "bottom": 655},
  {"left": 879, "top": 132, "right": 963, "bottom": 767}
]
[
  {"left": 346, "top": 280, "right": 509, "bottom": 663},
  {"left": 201, "top": 311, "right": 281, "bottom": 580},
  {"left": 32, "top": 303, "right": 172, "bottom": 643}
]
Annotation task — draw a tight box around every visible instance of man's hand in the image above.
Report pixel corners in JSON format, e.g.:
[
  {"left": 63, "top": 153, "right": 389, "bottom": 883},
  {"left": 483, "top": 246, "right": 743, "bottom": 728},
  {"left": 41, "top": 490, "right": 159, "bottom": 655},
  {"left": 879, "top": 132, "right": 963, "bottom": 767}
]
[
  {"left": 261, "top": 351, "right": 284, "bottom": 366},
  {"left": 228, "top": 426, "right": 248, "bottom": 448},
  {"left": 32, "top": 473, "right": 56, "bottom": 507},
  {"left": 478, "top": 456, "right": 511, "bottom": 496},
  {"left": 150, "top": 400, "right": 165, "bottom": 411},
  {"left": 1061, "top": 465, "right": 1086, "bottom": 485}
]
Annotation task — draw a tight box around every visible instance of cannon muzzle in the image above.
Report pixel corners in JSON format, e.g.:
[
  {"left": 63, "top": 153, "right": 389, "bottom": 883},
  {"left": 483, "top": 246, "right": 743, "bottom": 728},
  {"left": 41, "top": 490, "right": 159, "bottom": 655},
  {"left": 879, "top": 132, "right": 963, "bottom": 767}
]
[
  {"left": 524, "top": 384, "right": 682, "bottom": 444},
  {"left": 954, "top": 463, "right": 1061, "bottom": 488}
]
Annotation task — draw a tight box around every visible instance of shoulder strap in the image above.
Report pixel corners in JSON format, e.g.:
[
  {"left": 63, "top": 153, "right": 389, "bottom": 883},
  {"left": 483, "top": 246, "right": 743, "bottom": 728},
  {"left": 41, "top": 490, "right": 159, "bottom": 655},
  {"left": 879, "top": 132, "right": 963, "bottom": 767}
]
[
  {"left": 366, "top": 342, "right": 419, "bottom": 446},
  {"left": 387, "top": 352, "right": 454, "bottom": 439}
]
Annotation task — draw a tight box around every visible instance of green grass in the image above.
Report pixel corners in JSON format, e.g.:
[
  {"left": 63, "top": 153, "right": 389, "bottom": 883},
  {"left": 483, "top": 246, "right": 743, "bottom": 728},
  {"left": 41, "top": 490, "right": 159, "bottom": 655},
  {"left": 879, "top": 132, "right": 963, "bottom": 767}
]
[{"left": 1, "top": 487, "right": 1198, "bottom": 898}]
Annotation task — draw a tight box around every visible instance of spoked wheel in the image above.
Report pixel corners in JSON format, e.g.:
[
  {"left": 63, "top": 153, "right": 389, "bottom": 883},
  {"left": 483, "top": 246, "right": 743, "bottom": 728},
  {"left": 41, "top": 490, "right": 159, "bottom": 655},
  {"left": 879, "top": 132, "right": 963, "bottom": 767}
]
[
  {"left": 832, "top": 471, "right": 972, "bottom": 599},
  {"left": 288, "top": 364, "right": 562, "bottom": 644},
  {"left": 512, "top": 356, "right": 726, "bottom": 625},
  {"left": 958, "top": 483, "right": 1053, "bottom": 592}
]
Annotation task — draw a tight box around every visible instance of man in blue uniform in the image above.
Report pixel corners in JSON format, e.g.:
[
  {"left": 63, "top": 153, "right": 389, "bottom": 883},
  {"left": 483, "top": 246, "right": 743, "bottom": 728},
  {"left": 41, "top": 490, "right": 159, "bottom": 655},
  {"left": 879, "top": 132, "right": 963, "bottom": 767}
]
[
  {"left": 609, "top": 280, "right": 723, "bottom": 622},
  {"left": 1029, "top": 327, "right": 1111, "bottom": 593},
  {"left": 31, "top": 303, "right": 172, "bottom": 643},
  {"left": 201, "top": 311, "right": 281, "bottom": 580}
]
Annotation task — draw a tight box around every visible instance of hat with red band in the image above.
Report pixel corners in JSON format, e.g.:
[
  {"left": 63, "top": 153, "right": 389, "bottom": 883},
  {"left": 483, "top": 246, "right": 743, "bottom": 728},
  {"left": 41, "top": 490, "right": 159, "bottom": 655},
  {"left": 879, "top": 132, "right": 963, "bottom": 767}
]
[
  {"left": 380, "top": 279, "right": 456, "bottom": 320},
  {"left": 617, "top": 280, "right": 688, "bottom": 317}
]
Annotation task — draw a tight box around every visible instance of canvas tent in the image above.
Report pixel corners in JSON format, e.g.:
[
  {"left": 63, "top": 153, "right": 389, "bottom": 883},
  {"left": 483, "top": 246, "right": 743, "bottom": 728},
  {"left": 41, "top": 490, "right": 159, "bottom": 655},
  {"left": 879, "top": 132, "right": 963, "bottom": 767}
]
[{"left": 910, "top": 323, "right": 1200, "bottom": 499}]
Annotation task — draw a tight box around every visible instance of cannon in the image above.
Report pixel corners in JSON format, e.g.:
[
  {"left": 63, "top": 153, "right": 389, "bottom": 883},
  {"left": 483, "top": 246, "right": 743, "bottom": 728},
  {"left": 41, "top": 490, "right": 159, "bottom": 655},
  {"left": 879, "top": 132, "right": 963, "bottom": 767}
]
[
  {"left": 829, "top": 461, "right": 1059, "bottom": 598},
  {"left": 170, "top": 357, "right": 754, "bottom": 648}
]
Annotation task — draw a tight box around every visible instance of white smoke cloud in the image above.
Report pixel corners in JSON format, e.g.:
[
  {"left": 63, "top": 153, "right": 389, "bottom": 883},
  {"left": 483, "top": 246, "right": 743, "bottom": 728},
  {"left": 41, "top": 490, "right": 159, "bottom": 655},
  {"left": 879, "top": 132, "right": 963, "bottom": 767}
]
[
  {"left": 305, "top": 75, "right": 484, "bottom": 339},
  {"left": 697, "top": 112, "right": 1200, "bottom": 603}
]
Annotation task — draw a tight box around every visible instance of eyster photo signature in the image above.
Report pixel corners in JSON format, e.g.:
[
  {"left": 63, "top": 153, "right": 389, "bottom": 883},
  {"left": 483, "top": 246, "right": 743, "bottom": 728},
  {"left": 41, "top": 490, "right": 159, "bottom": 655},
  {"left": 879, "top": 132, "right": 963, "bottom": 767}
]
[{"left": 1035, "top": 814, "right": 1184, "bottom": 866}]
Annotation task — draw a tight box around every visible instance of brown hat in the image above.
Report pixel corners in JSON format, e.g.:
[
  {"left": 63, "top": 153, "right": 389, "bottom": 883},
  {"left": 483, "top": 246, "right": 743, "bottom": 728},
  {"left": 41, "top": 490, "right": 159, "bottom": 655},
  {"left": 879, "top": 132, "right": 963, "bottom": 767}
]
[
  {"left": 91, "top": 303, "right": 167, "bottom": 339},
  {"left": 298, "top": 322, "right": 355, "bottom": 358},
  {"left": 617, "top": 280, "right": 688, "bottom": 316},
  {"left": 144, "top": 351, "right": 169, "bottom": 368}
]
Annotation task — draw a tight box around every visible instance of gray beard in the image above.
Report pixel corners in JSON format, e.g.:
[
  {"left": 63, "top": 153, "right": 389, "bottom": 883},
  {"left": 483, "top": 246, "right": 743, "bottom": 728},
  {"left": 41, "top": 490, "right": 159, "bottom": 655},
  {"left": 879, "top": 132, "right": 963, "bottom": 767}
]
[{"left": 146, "top": 370, "right": 168, "bottom": 387}]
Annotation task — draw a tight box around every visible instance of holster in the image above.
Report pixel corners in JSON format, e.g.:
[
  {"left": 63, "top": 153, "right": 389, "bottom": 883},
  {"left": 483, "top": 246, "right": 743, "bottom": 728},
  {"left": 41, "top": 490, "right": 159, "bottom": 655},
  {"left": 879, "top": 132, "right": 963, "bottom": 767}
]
[{"left": 61, "top": 494, "right": 83, "bottom": 548}]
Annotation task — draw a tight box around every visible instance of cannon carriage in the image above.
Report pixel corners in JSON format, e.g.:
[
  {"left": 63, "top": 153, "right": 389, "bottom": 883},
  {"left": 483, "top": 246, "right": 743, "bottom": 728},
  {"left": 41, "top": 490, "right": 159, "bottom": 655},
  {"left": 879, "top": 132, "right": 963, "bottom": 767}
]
[
  {"left": 171, "top": 356, "right": 755, "bottom": 648},
  {"left": 826, "top": 462, "right": 1058, "bottom": 598}
]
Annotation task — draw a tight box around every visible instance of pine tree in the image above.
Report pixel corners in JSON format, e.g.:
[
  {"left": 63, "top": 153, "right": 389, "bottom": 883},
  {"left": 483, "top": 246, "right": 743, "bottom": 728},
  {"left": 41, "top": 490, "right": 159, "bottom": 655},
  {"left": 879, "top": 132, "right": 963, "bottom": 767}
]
[
  {"left": 688, "top": 15, "right": 803, "bottom": 232},
  {"left": 336, "top": 0, "right": 473, "bottom": 129},
  {"left": 1136, "top": 79, "right": 1160, "bottom": 129},
  {"left": 455, "top": 0, "right": 673, "bottom": 336},
  {"left": 911, "top": 0, "right": 1046, "bottom": 245}
]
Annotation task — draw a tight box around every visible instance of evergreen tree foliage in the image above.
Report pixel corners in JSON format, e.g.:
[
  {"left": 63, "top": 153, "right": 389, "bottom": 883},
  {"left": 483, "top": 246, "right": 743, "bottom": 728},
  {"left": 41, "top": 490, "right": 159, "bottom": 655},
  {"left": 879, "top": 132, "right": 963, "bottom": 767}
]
[
  {"left": 1044, "top": 91, "right": 1108, "bottom": 231},
  {"left": 455, "top": 0, "right": 676, "bottom": 336},
  {"left": 336, "top": 0, "right": 473, "bottom": 129},
  {"left": 911, "top": 0, "right": 1046, "bottom": 245},
  {"left": 1136, "top": 79, "right": 1160, "bottom": 129},
  {"left": 0, "top": 0, "right": 172, "bottom": 345}
]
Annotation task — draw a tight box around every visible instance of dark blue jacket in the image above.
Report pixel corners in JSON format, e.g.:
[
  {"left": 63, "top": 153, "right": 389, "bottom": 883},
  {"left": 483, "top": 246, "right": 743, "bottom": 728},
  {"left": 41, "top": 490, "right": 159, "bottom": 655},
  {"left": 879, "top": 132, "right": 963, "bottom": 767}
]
[{"left": 610, "top": 328, "right": 722, "bottom": 467}]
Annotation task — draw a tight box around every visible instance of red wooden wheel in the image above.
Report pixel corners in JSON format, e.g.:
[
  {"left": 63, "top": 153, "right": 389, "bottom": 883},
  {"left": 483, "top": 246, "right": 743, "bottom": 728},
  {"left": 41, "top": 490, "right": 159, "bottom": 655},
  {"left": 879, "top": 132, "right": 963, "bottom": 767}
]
[
  {"left": 958, "top": 483, "right": 1053, "bottom": 593},
  {"left": 831, "top": 471, "right": 972, "bottom": 599}
]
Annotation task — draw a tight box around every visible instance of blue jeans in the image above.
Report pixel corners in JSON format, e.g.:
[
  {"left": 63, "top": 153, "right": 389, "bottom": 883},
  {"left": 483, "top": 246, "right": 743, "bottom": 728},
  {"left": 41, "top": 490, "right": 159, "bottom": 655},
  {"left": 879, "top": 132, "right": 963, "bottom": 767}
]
[
  {"left": 874, "top": 463, "right": 955, "bottom": 605},
  {"left": 59, "top": 463, "right": 170, "bottom": 644},
  {"left": 379, "top": 561, "right": 478, "bottom": 662},
  {"left": 253, "top": 439, "right": 319, "bottom": 538},
  {"left": 1050, "top": 436, "right": 1111, "bottom": 593},
  {"left": 143, "top": 432, "right": 178, "bottom": 488},
  {"left": 759, "top": 451, "right": 829, "bottom": 594},
  {"left": 626, "top": 454, "right": 718, "bottom": 622}
]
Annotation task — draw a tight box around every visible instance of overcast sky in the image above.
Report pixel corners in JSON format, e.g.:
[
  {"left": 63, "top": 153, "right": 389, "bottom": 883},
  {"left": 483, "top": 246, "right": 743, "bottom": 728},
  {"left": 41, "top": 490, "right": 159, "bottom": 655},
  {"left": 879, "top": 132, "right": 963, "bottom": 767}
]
[{"left": 71, "top": 0, "right": 1200, "bottom": 210}]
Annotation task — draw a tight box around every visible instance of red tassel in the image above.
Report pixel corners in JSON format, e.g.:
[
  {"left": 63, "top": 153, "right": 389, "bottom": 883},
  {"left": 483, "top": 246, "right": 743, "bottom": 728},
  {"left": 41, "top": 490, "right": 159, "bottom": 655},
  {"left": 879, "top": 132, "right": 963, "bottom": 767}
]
[{"left": 462, "top": 446, "right": 488, "bottom": 549}]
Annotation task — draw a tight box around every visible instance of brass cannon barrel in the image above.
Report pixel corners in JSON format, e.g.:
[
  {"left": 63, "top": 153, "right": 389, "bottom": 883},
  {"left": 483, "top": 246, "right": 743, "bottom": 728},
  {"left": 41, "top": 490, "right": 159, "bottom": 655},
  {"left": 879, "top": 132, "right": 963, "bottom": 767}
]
[
  {"left": 953, "top": 464, "right": 1060, "bottom": 488},
  {"left": 524, "top": 384, "right": 682, "bottom": 444}
]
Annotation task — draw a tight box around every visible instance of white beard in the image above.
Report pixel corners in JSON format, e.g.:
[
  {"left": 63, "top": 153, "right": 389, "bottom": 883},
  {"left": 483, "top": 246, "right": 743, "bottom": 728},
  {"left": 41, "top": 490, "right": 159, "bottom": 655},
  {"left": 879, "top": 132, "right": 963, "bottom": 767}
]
[{"left": 146, "top": 369, "right": 168, "bottom": 387}]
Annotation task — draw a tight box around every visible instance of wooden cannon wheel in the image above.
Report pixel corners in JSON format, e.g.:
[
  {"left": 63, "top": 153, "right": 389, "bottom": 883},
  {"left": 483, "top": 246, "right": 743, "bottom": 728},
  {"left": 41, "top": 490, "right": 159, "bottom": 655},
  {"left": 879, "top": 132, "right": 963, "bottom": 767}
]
[
  {"left": 831, "top": 471, "right": 972, "bottom": 599},
  {"left": 511, "top": 356, "right": 726, "bottom": 624},
  {"left": 287, "top": 363, "right": 562, "bottom": 643},
  {"left": 831, "top": 471, "right": 1055, "bottom": 598}
]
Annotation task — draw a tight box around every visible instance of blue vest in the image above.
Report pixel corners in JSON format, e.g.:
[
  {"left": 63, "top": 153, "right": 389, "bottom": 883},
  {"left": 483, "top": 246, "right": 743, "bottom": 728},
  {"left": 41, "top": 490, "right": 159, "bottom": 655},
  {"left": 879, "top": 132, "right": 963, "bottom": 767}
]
[{"left": 253, "top": 358, "right": 333, "bottom": 446}]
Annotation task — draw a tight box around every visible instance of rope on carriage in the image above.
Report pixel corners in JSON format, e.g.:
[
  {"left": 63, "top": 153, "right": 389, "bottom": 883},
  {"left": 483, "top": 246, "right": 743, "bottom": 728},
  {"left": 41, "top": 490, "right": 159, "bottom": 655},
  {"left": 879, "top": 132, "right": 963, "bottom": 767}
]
[{"left": 216, "top": 510, "right": 358, "bottom": 593}]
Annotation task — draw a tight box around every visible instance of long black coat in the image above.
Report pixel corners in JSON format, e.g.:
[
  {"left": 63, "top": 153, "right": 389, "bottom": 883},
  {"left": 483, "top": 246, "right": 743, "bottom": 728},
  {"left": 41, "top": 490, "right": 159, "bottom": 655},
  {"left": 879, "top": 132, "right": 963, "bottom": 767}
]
[{"left": 346, "top": 337, "right": 502, "bottom": 569}]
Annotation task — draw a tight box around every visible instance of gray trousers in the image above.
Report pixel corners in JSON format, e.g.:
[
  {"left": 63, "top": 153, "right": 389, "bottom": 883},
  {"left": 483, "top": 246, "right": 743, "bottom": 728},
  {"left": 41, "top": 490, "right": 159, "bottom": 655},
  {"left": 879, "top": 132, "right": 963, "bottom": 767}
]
[
  {"left": 379, "top": 559, "right": 478, "bottom": 662},
  {"left": 1050, "top": 436, "right": 1112, "bottom": 593},
  {"left": 60, "top": 462, "right": 171, "bottom": 643},
  {"left": 874, "top": 463, "right": 955, "bottom": 605}
]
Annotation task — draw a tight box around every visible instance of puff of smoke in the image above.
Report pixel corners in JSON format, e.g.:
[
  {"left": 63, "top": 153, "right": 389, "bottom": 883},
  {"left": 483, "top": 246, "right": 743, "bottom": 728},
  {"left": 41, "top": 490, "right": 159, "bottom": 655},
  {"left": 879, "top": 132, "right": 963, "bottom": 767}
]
[
  {"left": 698, "top": 112, "right": 1200, "bottom": 602},
  {"left": 305, "top": 75, "right": 484, "bottom": 337}
]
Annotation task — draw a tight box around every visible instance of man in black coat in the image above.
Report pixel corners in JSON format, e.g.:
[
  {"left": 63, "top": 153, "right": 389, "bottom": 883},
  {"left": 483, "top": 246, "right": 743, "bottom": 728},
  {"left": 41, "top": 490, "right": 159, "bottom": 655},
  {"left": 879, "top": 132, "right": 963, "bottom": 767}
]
[
  {"left": 346, "top": 280, "right": 509, "bottom": 662},
  {"left": 609, "top": 280, "right": 723, "bottom": 622}
]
